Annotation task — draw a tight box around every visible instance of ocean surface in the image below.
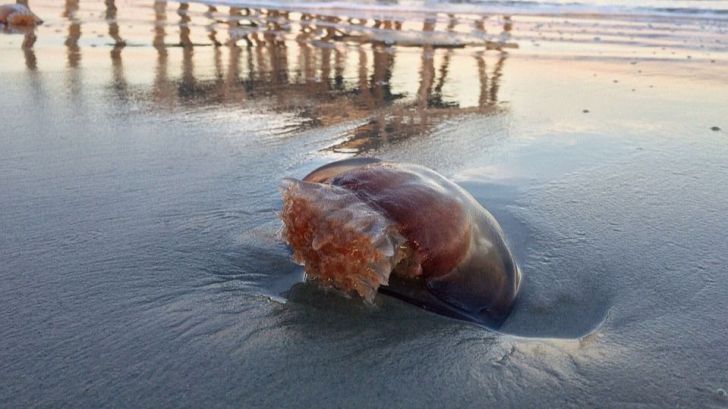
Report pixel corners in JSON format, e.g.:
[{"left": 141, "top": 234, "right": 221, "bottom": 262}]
[
  {"left": 1, "top": 0, "right": 727, "bottom": 407},
  {"left": 197, "top": 0, "right": 728, "bottom": 16}
]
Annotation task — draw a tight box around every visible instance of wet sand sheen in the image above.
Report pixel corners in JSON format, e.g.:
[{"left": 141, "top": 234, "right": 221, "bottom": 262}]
[{"left": 1, "top": 1, "right": 728, "bottom": 408}]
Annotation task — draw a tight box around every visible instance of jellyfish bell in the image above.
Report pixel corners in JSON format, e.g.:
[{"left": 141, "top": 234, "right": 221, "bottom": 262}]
[
  {"left": 280, "top": 158, "right": 521, "bottom": 328},
  {"left": 0, "top": 4, "right": 43, "bottom": 26}
]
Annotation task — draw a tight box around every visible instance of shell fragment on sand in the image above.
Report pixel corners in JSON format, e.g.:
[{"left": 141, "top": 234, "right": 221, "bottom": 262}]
[{"left": 0, "top": 4, "right": 43, "bottom": 26}]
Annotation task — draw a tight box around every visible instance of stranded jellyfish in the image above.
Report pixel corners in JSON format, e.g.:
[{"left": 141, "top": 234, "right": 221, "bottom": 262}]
[
  {"left": 0, "top": 4, "right": 42, "bottom": 26},
  {"left": 280, "top": 158, "right": 521, "bottom": 328}
]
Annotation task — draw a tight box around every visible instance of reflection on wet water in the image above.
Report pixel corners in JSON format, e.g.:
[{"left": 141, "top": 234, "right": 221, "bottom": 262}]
[
  {"left": 334, "top": 48, "right": 506, "bottom": 153},
  {"left": 19, "top": 27, "right": 36, "bottom": 69},
  {"left": 7, "top": 1, "right": 516, "bottom": 154},
  {"left": 10, "top": 1, "right": 725, "bottom": 152},
  {"left": 63, "top": 0, "right": 80, "bottom": 67}
]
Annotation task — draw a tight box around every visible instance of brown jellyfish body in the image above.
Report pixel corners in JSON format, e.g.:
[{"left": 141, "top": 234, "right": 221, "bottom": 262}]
[
  {"left": 280, "top": 158, "right": 521, "bottom": 328},
  {"left": 0, "top": 4, "right": 43, "bottom": 26}
]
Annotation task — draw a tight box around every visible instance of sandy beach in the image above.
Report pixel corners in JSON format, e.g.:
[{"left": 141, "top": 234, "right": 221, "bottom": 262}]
[{"left": 2, "top": 0, "right": 728, "bottom": 407}]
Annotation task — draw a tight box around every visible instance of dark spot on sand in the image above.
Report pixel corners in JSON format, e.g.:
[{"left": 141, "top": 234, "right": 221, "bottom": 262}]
[
  {"left": 711, "top": 126, "right": 721, "bottom": 132},
  {"left": 583, "top": 109, "right": 590, "bottom": 113}
]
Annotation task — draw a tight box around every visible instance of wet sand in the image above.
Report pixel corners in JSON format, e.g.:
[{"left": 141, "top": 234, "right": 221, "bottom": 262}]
[{"left": 1, "top": 1, "right": 728, "bottom": 408}]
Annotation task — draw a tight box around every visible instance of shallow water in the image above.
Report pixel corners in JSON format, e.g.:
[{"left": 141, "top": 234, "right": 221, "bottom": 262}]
[{"left": 1, "top": 1, "right": 728, "bottom": 407}]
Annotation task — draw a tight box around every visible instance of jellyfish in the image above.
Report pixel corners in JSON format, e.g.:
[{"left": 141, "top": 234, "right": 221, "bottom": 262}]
[{"left": 280, "top": 158, "right": 521, "bottom": 327}]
